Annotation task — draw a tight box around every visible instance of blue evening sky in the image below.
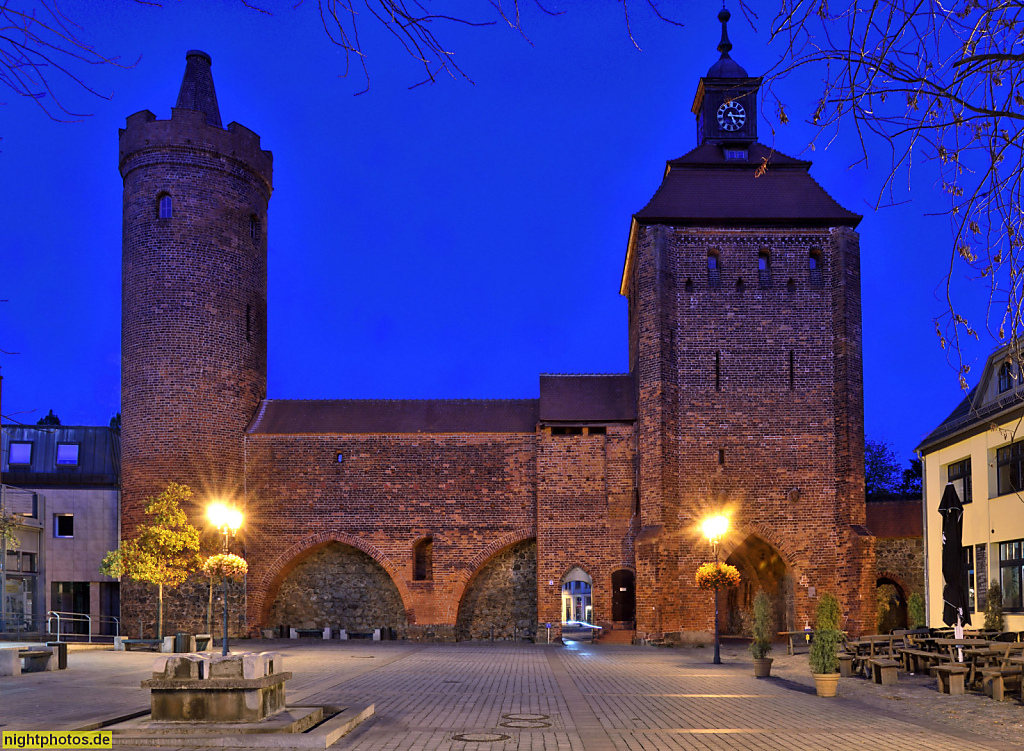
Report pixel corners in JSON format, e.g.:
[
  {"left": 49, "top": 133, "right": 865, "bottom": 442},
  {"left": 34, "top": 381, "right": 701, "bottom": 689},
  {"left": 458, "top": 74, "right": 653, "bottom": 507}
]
[{"left": 0, "top": 1, "right": 984, "bottom": 465}]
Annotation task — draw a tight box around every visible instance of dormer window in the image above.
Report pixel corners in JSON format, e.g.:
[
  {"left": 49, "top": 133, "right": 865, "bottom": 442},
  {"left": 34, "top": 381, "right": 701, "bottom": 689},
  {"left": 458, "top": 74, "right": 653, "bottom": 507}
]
[
  {"left": 999, "top": 361, "right": 1016, "bottom": 393},
  {"left": 724, "top": 148, "right": 747, "bottom": 161}
]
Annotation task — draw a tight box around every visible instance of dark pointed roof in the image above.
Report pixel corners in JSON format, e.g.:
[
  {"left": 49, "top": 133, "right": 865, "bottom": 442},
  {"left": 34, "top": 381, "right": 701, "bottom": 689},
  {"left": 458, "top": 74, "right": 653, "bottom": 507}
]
[
  {"left": 175, "top": 50, "right": 222, "bottom": 127},
  {"left": 633, "top": 142, "right": 861, "bottom": 227},
  {"left": 707, "top": 8, "right": 748, "bottom": 78}
]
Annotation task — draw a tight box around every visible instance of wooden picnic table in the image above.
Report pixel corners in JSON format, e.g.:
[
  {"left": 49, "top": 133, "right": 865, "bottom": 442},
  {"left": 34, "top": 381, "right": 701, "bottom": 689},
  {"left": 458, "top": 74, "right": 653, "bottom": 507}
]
[
  {"left": 779, "top": 630, "right": 813, "bottom": 656},
  {"left": 933, "top": 637, "right": 987, "bottom": 656}
]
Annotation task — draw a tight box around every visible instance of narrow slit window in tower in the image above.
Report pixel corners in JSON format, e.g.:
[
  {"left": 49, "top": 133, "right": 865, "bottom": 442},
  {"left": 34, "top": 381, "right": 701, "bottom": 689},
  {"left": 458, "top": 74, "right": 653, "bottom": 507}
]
[
  {"left": 758, "top": 250, "right": 771, "bottom": 288},
  {"left": 718, "top": 449, "right": 726, "bottom": 465},
  {"left": 246, "top": 304, "right": 252, "bottom": 343},
  {"left": 809, "top": 249, "right": 823, "bottom": 286},
  {"left": 250, "top": 214, "right": 260, "bottom": 242},
  {"left": 715, "top": 351, "right": 721, "bottom": 391},
  {"left": 413, "top": 538, "right": 433, "bottom": 581},
  {"left": 789, "top": 350, "right": 795, "bottom": 391},
  {"left": 736, "top": 277, "right": 745, "bottom": 294},
  {"left": 158, "top": 194, "right": 173, "bottom": 219},
  {"left": 707, "top": 250, "right": 721, "bottom": 289},
  {"left": 685, "top": 277, "right": 694, "bottom": 293}
]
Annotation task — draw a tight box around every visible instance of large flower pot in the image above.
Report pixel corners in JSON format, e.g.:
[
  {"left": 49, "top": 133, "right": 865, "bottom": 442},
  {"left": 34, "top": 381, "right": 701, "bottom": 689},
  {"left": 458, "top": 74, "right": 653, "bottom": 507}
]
[
  {"left": 813, "top": 673, "right": 840, "bottom": 697},
  {"left": 753, "top": 658, "right": 773, "bottom": 678}
]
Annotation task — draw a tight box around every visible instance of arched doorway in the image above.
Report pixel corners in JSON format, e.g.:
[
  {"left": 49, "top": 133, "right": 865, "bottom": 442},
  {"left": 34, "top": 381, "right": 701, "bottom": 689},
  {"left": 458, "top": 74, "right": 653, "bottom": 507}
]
[
  {"left": 877, "top": 577, "right": 907, "bottom": 634},
  {"left": 266, "top": 542, "right": 407, "bottom": 634},
  {"left": 456, "top": 539, "right": 537, "bottom": 641},
  {"left": 723, "top": 534, "right": 793, "bottom": 635},
  {"left": 611, "top": 569, "right": 635, "bottom": 624},
  {"left": 561, "top": 567, "right": 593, "bottom": 624}
]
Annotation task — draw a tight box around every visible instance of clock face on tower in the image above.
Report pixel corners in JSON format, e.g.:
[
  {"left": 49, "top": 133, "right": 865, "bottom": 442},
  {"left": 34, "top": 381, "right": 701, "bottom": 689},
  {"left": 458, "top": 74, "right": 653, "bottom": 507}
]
[{"left": 716, "top": 100, "right": 746, "bottom": 132}]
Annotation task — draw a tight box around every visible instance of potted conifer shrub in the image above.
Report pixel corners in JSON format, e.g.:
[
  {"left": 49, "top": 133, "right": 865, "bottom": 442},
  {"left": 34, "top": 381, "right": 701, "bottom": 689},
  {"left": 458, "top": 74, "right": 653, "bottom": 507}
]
[
  {"left": 907, "top": 592, "right": 926, "bottom": 630},
  {"left": 750, "top": 590, "right": 774, "bottom": 677},
  {"left": 985, "top": 584, "right": 1004, "bottom": 632},
  {"left": 808, "top": 592, "right": 842, "bottom": 697}
]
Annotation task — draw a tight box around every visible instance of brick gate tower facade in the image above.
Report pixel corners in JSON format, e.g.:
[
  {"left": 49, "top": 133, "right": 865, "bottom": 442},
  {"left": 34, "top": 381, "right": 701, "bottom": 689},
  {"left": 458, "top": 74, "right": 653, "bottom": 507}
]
[
  {"left": 625, "top": 10, "right": 875, "bottom": 637},
  {"left": 119, "top": 50, "right": 272, "bottom": 539},
  {"left": 117, "top": 26, "right": 873, "bottom": 641}
]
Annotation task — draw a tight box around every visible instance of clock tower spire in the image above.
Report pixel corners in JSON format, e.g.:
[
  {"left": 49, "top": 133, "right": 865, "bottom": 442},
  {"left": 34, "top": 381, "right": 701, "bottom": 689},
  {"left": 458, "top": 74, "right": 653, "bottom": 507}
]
[{"left": 692, "top": 8, "right": 760, "bottom": 147}]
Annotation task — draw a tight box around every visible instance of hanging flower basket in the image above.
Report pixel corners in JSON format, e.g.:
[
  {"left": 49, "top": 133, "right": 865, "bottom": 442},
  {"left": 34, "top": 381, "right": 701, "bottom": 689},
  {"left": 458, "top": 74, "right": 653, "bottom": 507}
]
[
  {"left": 695, "top": 562, "right": 741, "bottom": 591},
  {"left": 202, "top": 553, "right": 248, "bottom": 580}
]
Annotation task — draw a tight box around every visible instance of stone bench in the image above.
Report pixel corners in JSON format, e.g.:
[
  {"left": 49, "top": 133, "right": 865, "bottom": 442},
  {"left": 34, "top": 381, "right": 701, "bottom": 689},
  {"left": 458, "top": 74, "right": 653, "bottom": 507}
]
[
  {"left": 980, "top": 666, "right": 1023, "bottom": 701},
  {"left": 0, "top": 647, "right": 55, "bottom": 676},
  {"left": 935, "top": 664, "right": 969, "bottom": 695},
  {"left": 117, "top": 638, "right": 163, "bottom": 652},
  {"left": 869, "top": 658, "right": 900, "bottom": 686}
]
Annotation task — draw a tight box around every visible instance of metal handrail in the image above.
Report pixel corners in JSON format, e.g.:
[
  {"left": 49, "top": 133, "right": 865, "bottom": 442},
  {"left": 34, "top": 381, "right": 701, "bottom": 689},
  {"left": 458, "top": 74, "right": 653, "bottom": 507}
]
[{"left": 46, "top": 611, "right": 119, "bottom": 643}]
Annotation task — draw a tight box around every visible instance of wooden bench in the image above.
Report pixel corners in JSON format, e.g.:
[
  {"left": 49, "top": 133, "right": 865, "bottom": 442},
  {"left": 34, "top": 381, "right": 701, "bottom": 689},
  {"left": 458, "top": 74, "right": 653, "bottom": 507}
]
[
  {"left": 838, "top": 653, "right": 856, "bottom": 678},
  {"left": 123, "top": 638, "right": 162, "bottom": 652},
  {"left": 899, "top": 648, "right": 945, "bottom": 674},
  {"left": 869, "top": 658, "right": 900, "bottom": 686},
  {"left": 980, "top": 666, "right": 1023, "bottom": 701},
  {"left": 935, "top": 664, "right": 969, "bottom": 695}
]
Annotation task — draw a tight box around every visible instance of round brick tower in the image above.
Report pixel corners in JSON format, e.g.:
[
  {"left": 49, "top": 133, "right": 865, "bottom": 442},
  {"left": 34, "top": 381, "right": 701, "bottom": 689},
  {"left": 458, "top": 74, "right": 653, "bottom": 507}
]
[{"left": 119, "top": 50, "right": 273, "bottom": 535}]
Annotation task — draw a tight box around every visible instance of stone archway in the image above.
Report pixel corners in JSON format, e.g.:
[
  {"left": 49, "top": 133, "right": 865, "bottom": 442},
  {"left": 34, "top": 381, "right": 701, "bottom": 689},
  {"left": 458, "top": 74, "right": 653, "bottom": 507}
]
[
  {"left": 455, "top": 538, "right": 537, "bottom": 641},
  {"left": 877, "top": 576, "right": 908, "bottom": 634},
  {"left": 723, "top": 534, "right": 794, "bottom": 635},
  {"left": 266, "top": 542, "right": 408, "bottom": 634}
]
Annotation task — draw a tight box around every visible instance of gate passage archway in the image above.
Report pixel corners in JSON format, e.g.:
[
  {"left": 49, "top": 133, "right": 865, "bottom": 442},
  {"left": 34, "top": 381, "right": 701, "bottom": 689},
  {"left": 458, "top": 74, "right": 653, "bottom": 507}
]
[
  {"left": 723, "top": 534, "right": 794, "bottom": 635},
  {"left": 266, "top": 542, "right": 408, "bottom": 633}
]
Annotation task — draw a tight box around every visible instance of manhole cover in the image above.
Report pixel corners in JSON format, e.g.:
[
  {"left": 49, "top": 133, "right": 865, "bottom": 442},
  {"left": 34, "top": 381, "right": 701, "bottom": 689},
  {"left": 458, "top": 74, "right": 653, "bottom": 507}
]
[
  {"left": 502, "top": 713, "right": 549, "bottom": 721},
  {"left": 451, "top": 732, "right": 512, "bottom": 742},
  {"left": 497, "top": 713, "right": 548, "bottom": 725}
]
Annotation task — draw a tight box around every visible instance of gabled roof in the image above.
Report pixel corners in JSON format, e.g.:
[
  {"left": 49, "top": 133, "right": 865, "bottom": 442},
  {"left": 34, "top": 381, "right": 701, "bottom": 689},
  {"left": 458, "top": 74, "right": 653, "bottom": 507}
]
[
  {"left": 917, "top": 343, "right": 1024, "bottom": 453},
  {"left": 539, "top": 374, "right": 635, "bottom": 422},
  {"left": 247, "top": 399, "right": 540, "bottom": 435},
  {"left": 633, "top": 142, "right": 861, "bottom": 228}
]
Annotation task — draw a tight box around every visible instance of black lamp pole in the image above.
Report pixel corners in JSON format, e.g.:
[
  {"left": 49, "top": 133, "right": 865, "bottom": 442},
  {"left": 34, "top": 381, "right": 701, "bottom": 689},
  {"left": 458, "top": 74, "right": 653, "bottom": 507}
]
[
  {"left": 712, "top": 539, "right": 721, "bottom": 665},
  {"left": 220, "top": 526, "right": 231, "bottom": 656}
]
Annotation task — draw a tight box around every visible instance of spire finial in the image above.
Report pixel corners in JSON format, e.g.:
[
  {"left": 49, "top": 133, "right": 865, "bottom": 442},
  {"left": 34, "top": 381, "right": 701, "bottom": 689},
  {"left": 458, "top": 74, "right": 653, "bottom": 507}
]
[
  {"left": 176, "top": 50, "right": 222, "bottom": 128},
  {"left": 717, "top": 8, "right": 733, "bottom": 58}
]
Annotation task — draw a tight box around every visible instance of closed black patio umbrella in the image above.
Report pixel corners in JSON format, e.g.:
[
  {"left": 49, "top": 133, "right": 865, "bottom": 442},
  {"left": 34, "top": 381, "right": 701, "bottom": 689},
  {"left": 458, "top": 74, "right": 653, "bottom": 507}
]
[{"left": 938, "top": 482, "right": 972, "bottom": 632}]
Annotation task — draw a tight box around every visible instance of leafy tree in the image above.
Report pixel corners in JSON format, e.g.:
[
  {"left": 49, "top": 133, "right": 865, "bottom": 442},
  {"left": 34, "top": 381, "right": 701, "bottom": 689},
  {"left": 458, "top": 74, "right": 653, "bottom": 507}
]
[
  {"left": 900, "top": 458, "right": 923, "bottom": 498},
  {"left": 865, "top": 438, "right": 901, "bottom": 500},
  {"left": 760, "top": 0, "right": 1024, "bottom": 379},
  {"left": 36, "top": 409, "right": 60, "bottom": 426},
  {"left": 985, "top": 583, "right": 1005, "bottom": 632},
  {"left": 865, "top": 438, "right": 921, "bottom": 500},
  {"left": 109, "top": 412, "right": 121, "bottom": 430},
  {"left": 99, "top": 482, "right": 201, "bottom": 638},
  {"left": 907, "top": 592, "right": 926, "bottom": 629}
]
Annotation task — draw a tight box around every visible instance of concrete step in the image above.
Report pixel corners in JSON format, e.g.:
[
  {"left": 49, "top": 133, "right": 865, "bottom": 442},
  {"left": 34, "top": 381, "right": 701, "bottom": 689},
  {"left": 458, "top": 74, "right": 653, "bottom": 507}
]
[{"left": 596, "top": 630, "right": 635, "bottom": 645}]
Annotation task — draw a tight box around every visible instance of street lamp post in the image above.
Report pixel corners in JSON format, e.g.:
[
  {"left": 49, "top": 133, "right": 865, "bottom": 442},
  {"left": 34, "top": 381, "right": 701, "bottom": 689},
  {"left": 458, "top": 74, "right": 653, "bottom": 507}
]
[
  {"left": 701, "top": 514, "right": 729, "bottom": 665},
  {"left": 207, "top": 503, "right": 243, "bottom": 656}
]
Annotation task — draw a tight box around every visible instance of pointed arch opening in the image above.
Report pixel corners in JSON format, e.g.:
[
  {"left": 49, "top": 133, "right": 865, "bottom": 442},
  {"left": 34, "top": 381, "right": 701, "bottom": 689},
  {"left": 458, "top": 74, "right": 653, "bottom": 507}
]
[
  {"left": 723, "top": 534, "right": 794, "bottom": 635},
  {"left": 455, "top": 538, "right": 536, "bottom": 641},
  {"left": 265, "top": 541, "right": 408, "bottom": 635}
]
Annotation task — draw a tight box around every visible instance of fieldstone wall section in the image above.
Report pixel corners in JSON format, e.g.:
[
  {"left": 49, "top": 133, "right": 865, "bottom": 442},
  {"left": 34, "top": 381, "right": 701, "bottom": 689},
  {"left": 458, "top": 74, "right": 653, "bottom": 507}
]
[
  {"left": 876, "top": 537, "right": 924, "bottom": 595},
  {"left": 121, "top": 576, "right": 245, "bottom": 638},
  {"left": 456, "top": 540, "right": 537, "bottom": 641},
  {"left": 266, "top": 542, "right": 408, "bottom": 633}
]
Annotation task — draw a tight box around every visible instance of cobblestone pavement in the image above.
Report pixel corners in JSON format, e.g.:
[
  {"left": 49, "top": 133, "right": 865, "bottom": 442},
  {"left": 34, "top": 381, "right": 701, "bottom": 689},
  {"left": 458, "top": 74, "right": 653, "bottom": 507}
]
[{"left": 2, "top": 639, "right": 1024, "bottom": 750}]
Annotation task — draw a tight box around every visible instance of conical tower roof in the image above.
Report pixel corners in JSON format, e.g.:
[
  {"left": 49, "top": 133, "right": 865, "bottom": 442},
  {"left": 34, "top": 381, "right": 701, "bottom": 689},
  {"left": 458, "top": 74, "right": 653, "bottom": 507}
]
[{"left": 175, "top": 50, "right": 222, "bottom": 127}]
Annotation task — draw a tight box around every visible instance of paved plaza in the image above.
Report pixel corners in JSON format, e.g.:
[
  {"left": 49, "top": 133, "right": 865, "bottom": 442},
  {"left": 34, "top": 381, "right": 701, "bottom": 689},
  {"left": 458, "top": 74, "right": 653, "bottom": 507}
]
[{"left": 2, "top": 639, "right": 1024, "bottom": 750}]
